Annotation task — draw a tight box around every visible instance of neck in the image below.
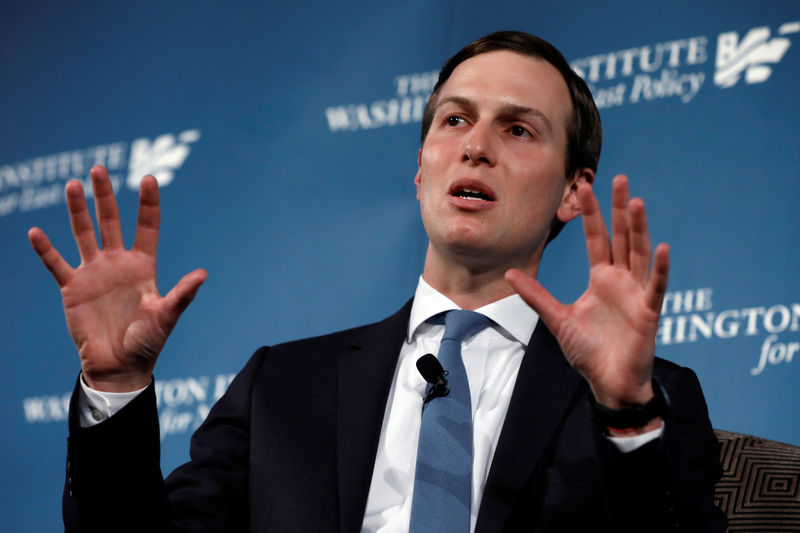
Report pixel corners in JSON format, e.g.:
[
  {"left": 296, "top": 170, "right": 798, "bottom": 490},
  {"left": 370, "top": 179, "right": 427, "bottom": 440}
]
[{"left": 421, "top": 245, "right": 542, "bottom": 310}]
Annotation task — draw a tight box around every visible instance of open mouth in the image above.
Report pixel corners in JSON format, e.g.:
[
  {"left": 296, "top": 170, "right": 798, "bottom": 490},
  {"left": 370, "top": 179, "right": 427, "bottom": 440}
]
[{"left": 448, "top": 180, "right": 496, "bottom": 203}]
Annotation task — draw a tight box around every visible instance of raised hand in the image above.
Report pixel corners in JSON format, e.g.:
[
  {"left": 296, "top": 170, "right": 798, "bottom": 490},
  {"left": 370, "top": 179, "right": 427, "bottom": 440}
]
[
  {"left": 28, "top": 166, "right": 207, "bottom": 392},
  {"left": 506, "top": 175, "right": 669, "bottom": 412}
]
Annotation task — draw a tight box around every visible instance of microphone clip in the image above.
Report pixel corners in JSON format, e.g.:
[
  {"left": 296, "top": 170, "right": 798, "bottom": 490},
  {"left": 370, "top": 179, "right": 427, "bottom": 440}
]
[{"left": 416, "top": 353, "right": 450, "bottom": 408}]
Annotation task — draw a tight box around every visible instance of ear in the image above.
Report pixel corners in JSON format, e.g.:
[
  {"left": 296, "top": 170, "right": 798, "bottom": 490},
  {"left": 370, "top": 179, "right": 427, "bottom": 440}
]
[
  {"left": 414, "top": 148, "right": 422, "bottom": 201},
  {"left": 556, "top": 167, "right": 594, "bottom": 222}
]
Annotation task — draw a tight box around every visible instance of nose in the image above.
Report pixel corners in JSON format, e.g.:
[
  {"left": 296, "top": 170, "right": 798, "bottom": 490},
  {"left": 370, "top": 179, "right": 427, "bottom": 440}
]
[{"left": 463, "top": 121, "right": 496, "bottom": 166}]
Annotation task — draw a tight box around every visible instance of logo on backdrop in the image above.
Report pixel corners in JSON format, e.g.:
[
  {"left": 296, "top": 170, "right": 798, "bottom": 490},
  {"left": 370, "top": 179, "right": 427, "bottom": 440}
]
[
  {"left": 22, "top": 372, "right": 235, "bottom": 439},
  {"left": 0, "top": 129, "right": 201, "bottom": 218},
  {"left": 658, "top": 287, "right": 799, "bottom": 376},
  {"left": 570, "top": 20, "right": 799, "bottom": 109},
  {"left": 715, "top": 21, "right": 800, "bottom": 88}
]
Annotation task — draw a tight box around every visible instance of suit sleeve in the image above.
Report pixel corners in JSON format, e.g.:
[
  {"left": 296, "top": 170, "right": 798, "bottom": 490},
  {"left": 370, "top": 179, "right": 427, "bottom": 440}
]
[
  {"left": 597, "top": 365, "right": 726, "bottom": 532},
  {"left": 63, "top": 347, "right": 269, "bottom": 533}
]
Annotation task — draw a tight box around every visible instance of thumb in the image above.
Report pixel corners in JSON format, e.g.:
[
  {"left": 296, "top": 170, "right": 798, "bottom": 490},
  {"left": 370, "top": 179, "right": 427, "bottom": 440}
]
[
  {"left": 505, "top": 268, "right": 566, "bottom": 333},
  {"left": 162, "top": 268, "right": 208, "bottom": 329}
]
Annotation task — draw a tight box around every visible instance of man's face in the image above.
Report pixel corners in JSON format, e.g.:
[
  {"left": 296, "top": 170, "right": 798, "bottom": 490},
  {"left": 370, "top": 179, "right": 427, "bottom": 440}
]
[{"left": 415, "top": 50, "right": 586, "bottom": 273}]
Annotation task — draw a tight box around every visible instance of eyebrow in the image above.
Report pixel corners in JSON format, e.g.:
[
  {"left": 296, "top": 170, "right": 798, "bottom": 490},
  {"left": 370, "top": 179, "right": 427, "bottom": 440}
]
[{"left": 436, "top": 95, "right": 555, "bottom": 134}]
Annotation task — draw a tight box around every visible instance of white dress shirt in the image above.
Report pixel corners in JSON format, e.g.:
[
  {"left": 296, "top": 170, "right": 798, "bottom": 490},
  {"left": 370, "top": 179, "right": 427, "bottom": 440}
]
[{"left": 361, "top": 277, "right": 538, "bottom": 532}]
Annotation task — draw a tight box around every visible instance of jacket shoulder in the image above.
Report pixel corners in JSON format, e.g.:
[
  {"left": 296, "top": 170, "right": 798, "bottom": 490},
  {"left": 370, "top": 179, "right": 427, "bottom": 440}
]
[{"left": 262, "top": 298, "right": 413, "bottom": 359}]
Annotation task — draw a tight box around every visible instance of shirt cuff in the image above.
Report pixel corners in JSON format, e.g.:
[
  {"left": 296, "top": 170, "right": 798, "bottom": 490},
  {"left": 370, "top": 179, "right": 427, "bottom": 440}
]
[
  {"left": 606, "top": 422, "right": 664, "bottom": 453},
  {"left": 77, "top": 374, "right": 148, "bottom": 428}
]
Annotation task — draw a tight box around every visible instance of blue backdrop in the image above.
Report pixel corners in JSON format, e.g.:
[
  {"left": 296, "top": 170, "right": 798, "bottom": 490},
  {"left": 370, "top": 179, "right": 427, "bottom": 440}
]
[{"left": 1, "top": 1, "right": 798, "bottom": 530}]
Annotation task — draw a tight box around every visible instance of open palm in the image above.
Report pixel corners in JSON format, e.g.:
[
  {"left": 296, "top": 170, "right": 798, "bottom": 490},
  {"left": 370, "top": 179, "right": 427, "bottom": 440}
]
[
  {"left": 507, "top": 175, "right": 669, "bottom": 409},
  {"left": 29, "top": 166, "right": 206, "bottom": 391}
]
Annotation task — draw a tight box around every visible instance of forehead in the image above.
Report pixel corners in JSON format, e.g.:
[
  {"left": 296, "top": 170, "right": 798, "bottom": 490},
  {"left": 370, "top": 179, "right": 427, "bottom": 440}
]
[{"left": 436, "top": 50, "right": 573, "bottom": 131}]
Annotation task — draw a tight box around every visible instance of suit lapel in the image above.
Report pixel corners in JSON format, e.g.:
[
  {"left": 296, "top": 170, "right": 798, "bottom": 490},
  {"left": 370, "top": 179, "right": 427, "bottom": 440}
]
[
  {"left": 336, "top": 300, "right": 413, "bottom": 533},
  {"left": 475, "top": 320, "right": 585, "bottom": 533}
]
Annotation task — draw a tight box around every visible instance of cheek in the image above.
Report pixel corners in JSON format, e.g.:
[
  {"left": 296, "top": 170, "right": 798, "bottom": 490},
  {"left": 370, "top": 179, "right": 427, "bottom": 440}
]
[
  {"left": 508, "top": 163, "right": 568, "bottom": 220},
  {"left": 420, "top": 132, "right": 458, "bottom": 168},
  {"left": 416, "top": 149, "right": 449, "bottom": 201}
]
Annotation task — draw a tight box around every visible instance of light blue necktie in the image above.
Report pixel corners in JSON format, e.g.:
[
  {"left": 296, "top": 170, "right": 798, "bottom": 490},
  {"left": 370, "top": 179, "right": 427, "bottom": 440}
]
[{"left": 410, "top": 310, "right": 490, "bottom": 533}]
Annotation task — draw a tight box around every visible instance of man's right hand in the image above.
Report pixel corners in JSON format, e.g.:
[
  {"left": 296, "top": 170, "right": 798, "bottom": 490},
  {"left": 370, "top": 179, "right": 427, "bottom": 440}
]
[{"left": 28, "top": 165, "right": 207, "bottom": 392}]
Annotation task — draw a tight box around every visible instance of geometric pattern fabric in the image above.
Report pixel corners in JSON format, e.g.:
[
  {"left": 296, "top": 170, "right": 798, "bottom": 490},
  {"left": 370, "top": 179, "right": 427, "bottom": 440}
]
[{"left": 714, "top": 429, "right": 800, "bottom": 531}]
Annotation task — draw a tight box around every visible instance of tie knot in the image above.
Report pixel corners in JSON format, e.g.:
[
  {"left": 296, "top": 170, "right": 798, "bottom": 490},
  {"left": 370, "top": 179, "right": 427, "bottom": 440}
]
[{"left": 443, "top": 310, "right": 490, "bottom": 343}]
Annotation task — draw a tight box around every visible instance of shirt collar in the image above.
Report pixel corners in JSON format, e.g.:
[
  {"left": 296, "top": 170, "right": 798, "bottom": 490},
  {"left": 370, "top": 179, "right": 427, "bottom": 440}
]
[{"left": 407, "top": 276, "right": 539, "bottom": 346}]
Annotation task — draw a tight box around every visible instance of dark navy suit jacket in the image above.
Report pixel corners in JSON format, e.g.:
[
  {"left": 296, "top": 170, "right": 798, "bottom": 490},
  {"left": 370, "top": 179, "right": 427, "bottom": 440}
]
[{"left": 63, "top": 300, "right": 726, "bottom": 532}]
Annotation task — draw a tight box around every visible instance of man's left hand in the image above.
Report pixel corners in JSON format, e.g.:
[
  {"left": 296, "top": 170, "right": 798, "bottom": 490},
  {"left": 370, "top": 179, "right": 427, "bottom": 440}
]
[{"left": 506, "top": 174, "right": 669, "bottom": 415}]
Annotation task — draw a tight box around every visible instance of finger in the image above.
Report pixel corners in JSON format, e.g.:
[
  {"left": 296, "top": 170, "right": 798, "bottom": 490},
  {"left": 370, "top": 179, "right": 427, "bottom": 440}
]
[
  {"left": 610, "top": 175, "right": 630, "bottom": 269},
  {"left": 629, "top": 198, "right": 652, "bottom": 284},
  {"left": 91, "top": 166, "right": 124, "bottom": 250},
  {"left": 505, "top": 269, "right": 567, "bottom": 333},
  {"left": 28, "top": 227, "right": 74, "bottom": 287},
  {"left": 65, "top": 180, "right": 99, "bottom": 262},
  {"left": 161, "top": 269, "right": 208, "bottom": 330},
  {"left": 133, "top": 176, "right": 161, "bottom": 257},
  {"left": 645, "top": 243, "right": 669, "bottom": 312},
  {"left": 578, "top": 183, "right": 611, "bottom": 266}
]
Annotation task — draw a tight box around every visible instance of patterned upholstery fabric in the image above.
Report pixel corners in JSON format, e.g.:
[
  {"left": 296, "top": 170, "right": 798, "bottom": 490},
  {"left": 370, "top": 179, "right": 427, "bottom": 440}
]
[{"left": 714, "top": 429, "right": 800, "bottom": 531}]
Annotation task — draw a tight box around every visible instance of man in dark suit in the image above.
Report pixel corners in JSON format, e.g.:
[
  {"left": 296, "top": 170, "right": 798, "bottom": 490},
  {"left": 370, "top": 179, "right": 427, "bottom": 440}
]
[{"left": 30, "top": 32, "right": 725, "bottom": 531}]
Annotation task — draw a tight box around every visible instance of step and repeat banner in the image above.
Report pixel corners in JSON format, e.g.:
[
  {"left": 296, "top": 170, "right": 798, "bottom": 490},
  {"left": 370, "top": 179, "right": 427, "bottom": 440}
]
[{"left": 1, "top": 1, "right": 797, "bottom": 530}]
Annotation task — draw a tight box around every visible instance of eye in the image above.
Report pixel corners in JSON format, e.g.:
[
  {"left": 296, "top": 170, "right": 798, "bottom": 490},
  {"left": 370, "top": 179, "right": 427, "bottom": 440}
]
[
  {"left": 446, "top": 115, "right": 466, "bottom": 127},
  {"left": 510, "top": 125, "right": 532, "bottom": 138}
]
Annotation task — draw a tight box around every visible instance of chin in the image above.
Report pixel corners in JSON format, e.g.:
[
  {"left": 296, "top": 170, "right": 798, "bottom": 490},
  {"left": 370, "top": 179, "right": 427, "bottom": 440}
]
[
  {"left": 441, "top": 228, "right": 494, "bottom": 252},
  {"left": 443, "top": 237, "right": 504, "bottom": 266}
]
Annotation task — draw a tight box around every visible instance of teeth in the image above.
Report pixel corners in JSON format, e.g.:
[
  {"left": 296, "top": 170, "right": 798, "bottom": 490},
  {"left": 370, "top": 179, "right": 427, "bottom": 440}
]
[{"left": 456, "top": 188, "right": 490, "bottom": 200}]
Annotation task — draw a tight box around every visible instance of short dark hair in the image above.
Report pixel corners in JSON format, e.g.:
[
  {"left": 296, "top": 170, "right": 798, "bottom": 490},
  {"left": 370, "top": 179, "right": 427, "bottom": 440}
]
[{"left": 420, "top": 31, "right": 602, "bottom": 242}]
